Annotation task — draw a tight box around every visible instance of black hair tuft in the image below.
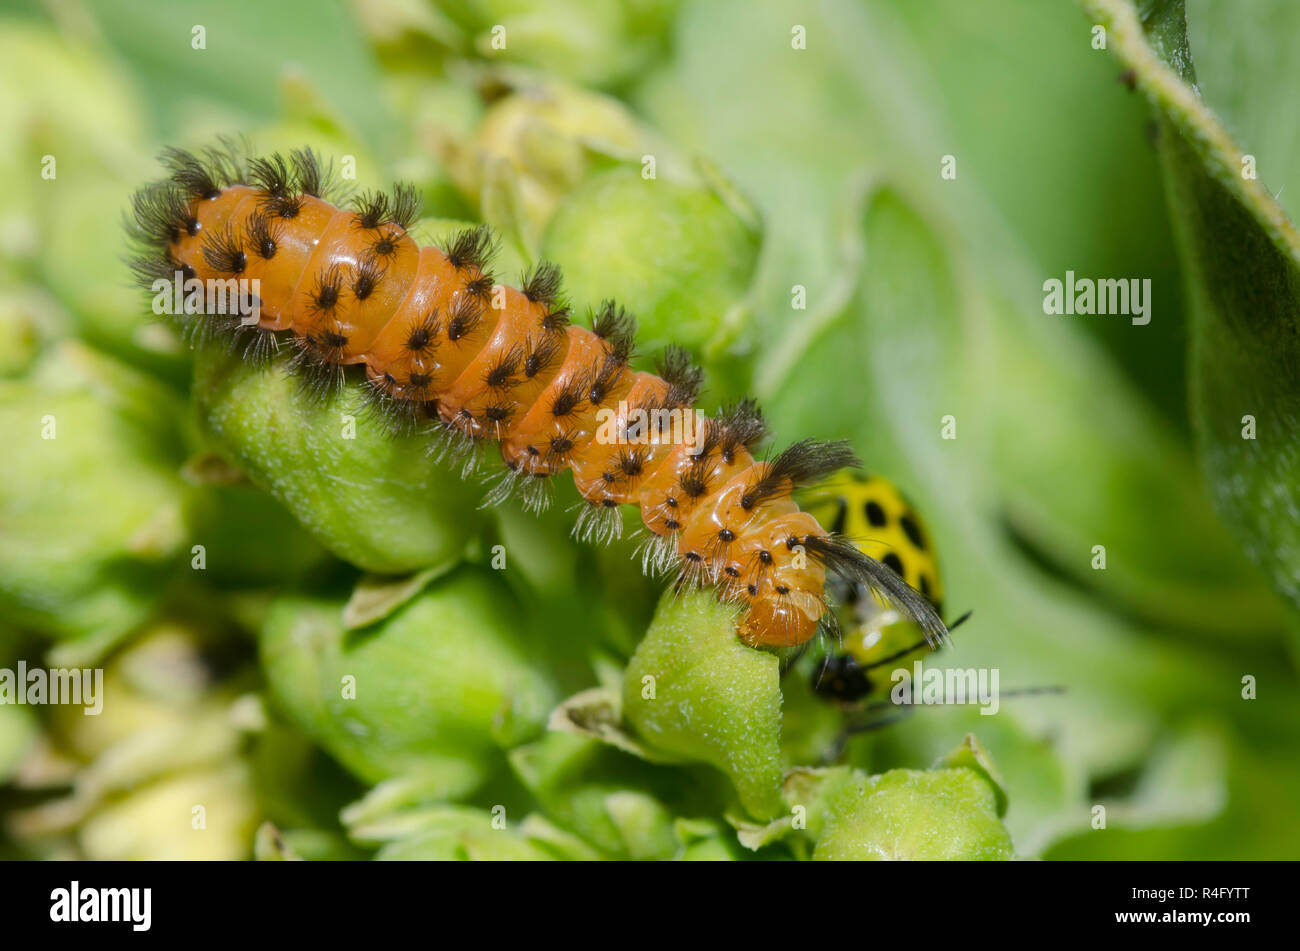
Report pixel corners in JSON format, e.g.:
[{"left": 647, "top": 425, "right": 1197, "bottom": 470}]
[
  {"left": 655, "top": 345, "right": 705, "bottom": 408},
  {"left": 352, "top": 255, "right": 386, "bottom": 301},
  {"left": 234, "top": 325, "right": 282, "bottom": 369},
  {"left": 248, "top": 153, "right": 294, "bottom": 197},
  {"left": 352, "top": 182, "right": 421, "bottom": 232},
  {"left": 521, "top": 260, "right": 563, "bottom": 306},
  {"left": 590, "top": 300, "right": 636, "bottom": 363},
  {"left": 464, "top": 273, "right": 496, "bottom": 300},
  {"left": 288, "top": 147, "right": 335, "bottom": 200},
  {"left": 403, "top": 313, "right": 440, "bottom": 354},
  {"left": 701, "top": 397, "right": 767, "bottom": 462},
  {"left": 540, "top": 303, "right": 571, "bottom": 333},
  {"left": 244, "top": 212, "right": 282, "bottom": 260},
  {"left": 802, "top": 534, "right": 949, "bottom": 647},
  {"left": 444, "top": 225, "right": 498, "bottom": 272},
  {"left": 306, "top": 264, "right": 345, "bottom": 316},
  {"left": 483, "top": 342, "right": 526, "bottom": 391},
  {"left": 368, "top": 226, "right": 405, "bottom": 259},
  {"left": 161, "top": 137, "right": 248, "bottom": 200},
  {"left": 127, "top": 182, "right": 192, "bottom": 249},
  {"left": 741, "top": 440, "right": 859, "bottom": 511},
  {"left": 359, "top": 374, "right": 435, "bottom": 435},
  {"left": 550, "top": 372, "right": 588, "bottom": 418},
  {"left": 127, "top": 252, "right": 184, "bottom": 290},
  {"left": 445, "top": 294, "right": 483, "bottom": 343},
  {"left": 523, "top": 334, "right": 563, "bottom": 379},
  {"left": 289, "top": 333, "right": 349, "bottom": 400},
  {"left": 201, "top": 225, "right": 247, "bottom": 275}
]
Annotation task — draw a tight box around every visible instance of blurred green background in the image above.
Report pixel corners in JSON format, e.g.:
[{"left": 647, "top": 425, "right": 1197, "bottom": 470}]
[{"left": 1, "top": 0, "right": 1298, "bottom": 860}]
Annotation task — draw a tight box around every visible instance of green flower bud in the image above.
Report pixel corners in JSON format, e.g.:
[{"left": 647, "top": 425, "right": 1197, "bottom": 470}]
[
  {"left": 46, "top": 620, "right": 228, "bottom": 762},
  {"left": 180, "top": 461, "right": 328, "bottom": 588},
  {"left": 622, "top": 590, "right": 783, "bottom": 820},
  {"left": 10, "top": 623, "right": 258, "bottom": 860},
  {"left": 0, "top": 343, "right": 185, "bottom": 655},
  {"left": 0, "top": 703, "right": 36, "bottom": 786},
  {"left": 458, "top": 83, "right": 652, "bottom": 248},
  {"left": 435, "top": 1, "right": 679, "bottom": 89},
  {"left": 75, "top": 764, "right": 257, "bottom": 861},
  {"left": 509, "top": 732, "right": 685, "bottom": 860},
  {"left": 541, "top": 166, "right": 760, "bottom": 360},
  {"left": 674, "top": 818, "right": 747, "bottom": 861},
  {"left": 813, "top": 767, "right": 1014, "bottom": 861},
  {"left": 247, "top": 722, "right": 369, "bottom": 858},
  {"left": 362, "top": 806, "right": 556, "bottom": 861},
  {"left": 260, "top": 568, "right": 558, "bottom": 796},
  {"left": 195, "top": 345, "right": 485, "bottom": 575}
]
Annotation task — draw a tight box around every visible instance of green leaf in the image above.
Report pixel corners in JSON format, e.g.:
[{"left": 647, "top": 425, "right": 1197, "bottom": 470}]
[
  {"left": 1082, "top": 0, "right": 1300, "bottom": 613},
  {"left": 341, "top": 564, "right": 454, "bottom": 630},
  {"left": 547, "top": 686, "right": 676, "bottom": 764},
  {"left": 80, "top": 0, "right": 395, "bottom": 159}
]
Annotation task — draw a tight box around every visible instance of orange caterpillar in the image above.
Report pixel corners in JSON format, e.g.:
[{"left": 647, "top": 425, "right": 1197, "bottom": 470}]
[{"left": 128, "top": 143, "right": 947, "bottom": 649}]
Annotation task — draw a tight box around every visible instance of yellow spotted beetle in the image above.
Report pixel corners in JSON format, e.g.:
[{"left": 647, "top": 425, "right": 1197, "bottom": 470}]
[{"left": 799, "top": 470, "right": 961, "bottom": 705}]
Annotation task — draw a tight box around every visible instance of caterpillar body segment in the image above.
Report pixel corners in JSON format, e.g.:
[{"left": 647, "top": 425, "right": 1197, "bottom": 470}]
[{"left": 129, "top": 143, "right": 948, "bottom": 650}]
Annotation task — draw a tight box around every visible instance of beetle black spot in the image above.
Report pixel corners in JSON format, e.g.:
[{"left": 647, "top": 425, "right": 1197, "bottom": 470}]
[{"left": 900, "top": 514, "right": 926, "bottom": 550}]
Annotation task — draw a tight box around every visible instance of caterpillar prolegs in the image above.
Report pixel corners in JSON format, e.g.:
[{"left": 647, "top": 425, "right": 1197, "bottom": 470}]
[{"left": 128, "top": 142, "right": 948, "bottom": 650}]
